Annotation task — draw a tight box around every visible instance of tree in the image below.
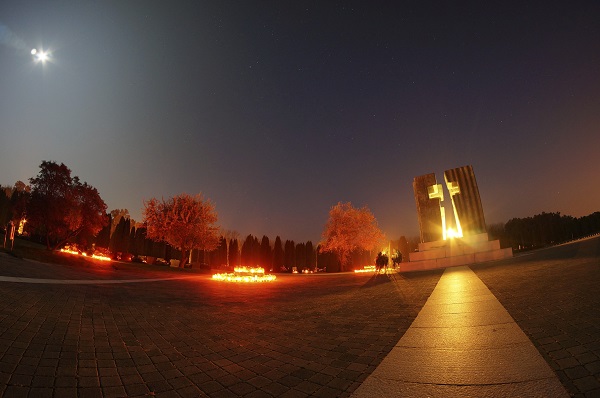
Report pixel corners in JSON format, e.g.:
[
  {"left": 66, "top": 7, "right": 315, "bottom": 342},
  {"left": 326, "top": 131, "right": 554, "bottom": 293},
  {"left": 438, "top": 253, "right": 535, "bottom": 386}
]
[
  {"left": 143, "top": 193, "right": 219, "bottom": 268},
  {"left": 306, "top": 241, "right": 315, "bottom": 270},
  {"left": 0, "top": 182, "right": 30, "bottom": 227},
  {"left": 272, "top": 236, "right": 284, "bottom": 272},
  {"left": 284, "top": 239, "right": 295, "bottom": 271},
  {"left": 317, "top": 245, "right": 338, "bottom": 272},
  {"left": 0, "top": 188, "right": 10, "bottom": 226},
  {"left": 28, "top": 161, "right": 107, "bottom": 250},
  {"left": 132, "top": 226, "right": 146, "bottom": 257},
  {"left": 129, "top": 226, "right": 138, "bottom": 256},
  {"left": 94, "top": 213, "right": 112, "bottom": 249},
  {"left": 110, "top": 209, "right": 130, "bottom": 236},
  {"left": 260, "top": 235, "right": 272, "bottom": 272},
  {"left": 228, "top": 238, "right": 240, "bottom": 266},
  {"left": 206, "top": 236, "right": 227, "bottom": 268},
  {"left": 10, "top": 181, "right": 30, "bottom": 224},
  {"left": 13, "top": 180, "right": 29, "bottom": 193},
  {"left": 319, "top": 202, "right": 385, "bottom": 271},
  {"left": 241, "top": 234, "right": 258, "bottom": 266},
  {"left": 110, "top": 216, "right": 130, "bottom": 255}
]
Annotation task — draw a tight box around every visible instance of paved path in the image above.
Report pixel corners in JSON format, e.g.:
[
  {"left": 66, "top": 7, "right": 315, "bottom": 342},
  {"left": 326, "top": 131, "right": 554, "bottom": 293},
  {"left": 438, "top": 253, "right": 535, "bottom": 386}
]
[
  {"left": 1, "top": 237, "right": 599, "bottom": 397},
  {"left": 352, "top": 266, "right": 569, "bottom": 397}
]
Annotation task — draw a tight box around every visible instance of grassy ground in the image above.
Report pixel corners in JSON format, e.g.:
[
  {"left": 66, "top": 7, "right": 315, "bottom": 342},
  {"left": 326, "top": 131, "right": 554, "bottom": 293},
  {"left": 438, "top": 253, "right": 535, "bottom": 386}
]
[
  {"left": 0, "top": 232, "right": 81, "bottom": 265},
  {"left": 0, "top": 232, "right": 203, "bottom": 274}
]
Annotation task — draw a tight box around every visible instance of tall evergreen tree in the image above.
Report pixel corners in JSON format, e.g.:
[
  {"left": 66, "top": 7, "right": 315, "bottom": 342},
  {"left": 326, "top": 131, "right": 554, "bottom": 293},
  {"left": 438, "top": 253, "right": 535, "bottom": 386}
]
[
  {"left": 253, "top": 235, "right": 261, "bottom": 266},
  {"left": 306, "top": 241, "right": 315, "bottom": 269},
  {"left": 259, "top": 235, "right": 272, "bottom": 272},
  {"left": 94, "top": 213, "right": 111, "bottom": 249},
  {"left": 213, "top": 236, "right": 228, "bottom": 267},
  {"left": 129, "top": 226, "right": 137, "bottom": 256},
  {"left": 110, "top": 209, "right": 130, "bottom": 237},
  {"left": 228, "top": 238, "right": 240, "bottom": 267},
  {"left": 284, "top": 240, "right": 295, "bottom": 271},
  {"left": 0, "top": 188, "right": 10, "bottom": 226},
  {"left": 110, "top": 217, "right": 130, "bottom": 254},
  {"left": 109, "top": 216, "right": 124, "bottom": 253},
  {"left": 123, "top": 218, "right": 131, "bottom": 254},
  {"left": 241, "top": 234, "right": 255, "bottom": 266},
  {"left": 133, "top": 227, "right": 146, "bottom": 257},
  {"left": 272, "top": 236, "right": 284, "bottom": 272}
]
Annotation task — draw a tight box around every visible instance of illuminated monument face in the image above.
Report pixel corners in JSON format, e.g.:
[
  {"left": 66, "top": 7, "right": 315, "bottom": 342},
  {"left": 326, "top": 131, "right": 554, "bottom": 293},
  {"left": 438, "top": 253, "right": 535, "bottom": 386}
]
[
  {"left": 413, "top": 173, "right": 443, "bottom": 243},
  {"left": 408, "top": 165, "right": 512, "bottom": 271},
  {"left": 444, "top": 166, "right": 486, "bottom": 237},
  {"left": 413, "top": 165, "right": 486, "bottom": 243}
]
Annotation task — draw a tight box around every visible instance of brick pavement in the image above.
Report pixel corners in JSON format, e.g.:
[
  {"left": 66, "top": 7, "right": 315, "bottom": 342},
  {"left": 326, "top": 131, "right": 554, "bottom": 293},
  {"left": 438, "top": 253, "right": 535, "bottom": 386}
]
[
  {"left": 472, "top": 237, "right": 600, "bottom": 398},
  {"left": 3, "top": 236, "right": 597, "bottom": 397},
  {"left": 0, "top": 251, "right": 442, "bottom": 397}
]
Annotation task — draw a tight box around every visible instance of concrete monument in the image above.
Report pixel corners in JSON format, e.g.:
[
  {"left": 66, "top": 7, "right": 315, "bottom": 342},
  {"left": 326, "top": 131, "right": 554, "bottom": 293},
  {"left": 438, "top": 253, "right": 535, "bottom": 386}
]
[
  {"left": 406, "top": 165, "right": 512, "bottom": 271},
  {"left": 413, "top": 173, "right": 444, "bottom": 243}
]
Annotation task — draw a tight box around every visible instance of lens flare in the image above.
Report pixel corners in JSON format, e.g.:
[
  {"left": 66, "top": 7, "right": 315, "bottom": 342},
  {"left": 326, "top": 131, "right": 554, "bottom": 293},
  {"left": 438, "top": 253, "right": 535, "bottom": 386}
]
[{"left": 31, "top": 48, "right": 50, "bottom": 64}]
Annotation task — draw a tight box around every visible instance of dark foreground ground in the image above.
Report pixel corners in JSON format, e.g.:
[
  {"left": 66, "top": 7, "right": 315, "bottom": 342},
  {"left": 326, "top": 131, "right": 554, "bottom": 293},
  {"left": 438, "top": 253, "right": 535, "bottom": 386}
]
[
  {"left": 472, "top": 236, "right": 600, "bottom": 398},
  {"left": 0, "top": 236, "right": 598, "bottom": 397},
  {"left": 0, "top": 247, "right": 441, "bottom": 398}
]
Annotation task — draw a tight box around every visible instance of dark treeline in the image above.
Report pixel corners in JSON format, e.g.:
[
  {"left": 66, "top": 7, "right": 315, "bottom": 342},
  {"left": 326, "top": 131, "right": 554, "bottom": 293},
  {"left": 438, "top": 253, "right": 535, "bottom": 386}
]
[
  {"left": 93, "top": 209, "right": 348, "bottom": 272},
  {"left": 103, "top": 220, "right": 375, "bottom": 272},
  {"left": 0, "top": 183, "right": 29, "bottom": 229},
  {"left": 94, "top": 215, "right": 180, "bottom": 262},
  {"left": 191, "top": 233, "right": 370, "bottom": 273},
  {"left": 71, "top": 210, "right": 600, "bottom": 264},
  {"left": 488, "top": 211, "right": 600, "bottom": 251},
  {"left": 8, "top": 173, "right": 599, "bottom": 267},
  {"left": 1, "top": 180, "right": 372, "bottom": 272}
]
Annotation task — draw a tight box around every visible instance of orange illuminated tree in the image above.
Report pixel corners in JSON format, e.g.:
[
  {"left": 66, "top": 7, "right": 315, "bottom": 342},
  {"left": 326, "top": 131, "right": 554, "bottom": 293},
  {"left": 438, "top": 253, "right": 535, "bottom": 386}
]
[
  {"left": 320, "top": 202, "right": 386, "bottom": 272},
  {"left": 143, "top": 193, "right": 219, "bottom": 268}
]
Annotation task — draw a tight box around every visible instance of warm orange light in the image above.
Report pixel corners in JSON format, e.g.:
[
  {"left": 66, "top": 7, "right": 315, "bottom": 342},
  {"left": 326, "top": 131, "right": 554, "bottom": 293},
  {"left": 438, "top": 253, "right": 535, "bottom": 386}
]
[
  {"left": 212, "top": 266, "right": 276, "bottom": 282},
  {"left": 234, "top": 266, "right": 265, "bottom": 274},
  {"left": 354, "top": 265, "right": 377, "bottom": 273},
  {"left": 90, "top": 253, "right": 112, "bottom": 261},
  {"left": 18, "top": 218, "right": 27, "bottom": 234},
  {"left": 59, "top": 248, "right": 111, "bottom": 262},
  {"left": 445, "top": 228, "right": 463, "bottom": 239},
  {"left": 355, "top": 265, "right": 395, "bottom": 274}
]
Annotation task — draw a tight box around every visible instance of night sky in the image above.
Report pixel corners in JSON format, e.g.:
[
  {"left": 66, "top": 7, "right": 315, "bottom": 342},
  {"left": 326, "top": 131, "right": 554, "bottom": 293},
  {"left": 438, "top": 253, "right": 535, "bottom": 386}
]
[{"left": 1, "top": 1, "right": 599, "bottom": 242}]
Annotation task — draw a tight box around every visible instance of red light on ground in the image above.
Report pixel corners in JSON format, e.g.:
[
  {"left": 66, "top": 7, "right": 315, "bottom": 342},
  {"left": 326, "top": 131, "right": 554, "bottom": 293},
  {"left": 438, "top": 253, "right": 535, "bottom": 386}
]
[{"left": 212, "top": 266, "right": 276, "bottom": 282}]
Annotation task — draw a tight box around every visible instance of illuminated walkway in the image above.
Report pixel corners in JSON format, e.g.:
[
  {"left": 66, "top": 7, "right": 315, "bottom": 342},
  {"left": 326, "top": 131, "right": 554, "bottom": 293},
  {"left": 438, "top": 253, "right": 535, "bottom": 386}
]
[{"left": 352, "top": 266, "right": 569, "bottom": 397}]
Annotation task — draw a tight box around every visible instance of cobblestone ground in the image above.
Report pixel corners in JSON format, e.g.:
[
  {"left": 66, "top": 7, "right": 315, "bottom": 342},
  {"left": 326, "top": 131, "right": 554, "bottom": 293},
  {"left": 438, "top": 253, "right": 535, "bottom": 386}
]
[
  {"left": 473, "top": 237, "right": 600, "bottom": 398},
  {"left": 0, "top": 251, "right": 442, "bottom": 397}
]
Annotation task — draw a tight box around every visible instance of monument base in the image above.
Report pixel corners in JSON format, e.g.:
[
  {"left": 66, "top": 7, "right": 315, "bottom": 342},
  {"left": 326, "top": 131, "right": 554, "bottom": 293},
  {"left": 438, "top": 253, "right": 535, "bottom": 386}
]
[{"left": 403, "top": 233, "right": 512, "bottom": 272}]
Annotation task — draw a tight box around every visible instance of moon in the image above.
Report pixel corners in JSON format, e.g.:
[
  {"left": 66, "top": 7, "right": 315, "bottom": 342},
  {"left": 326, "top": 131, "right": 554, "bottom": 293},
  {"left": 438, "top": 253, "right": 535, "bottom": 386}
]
[{"left": 31, "top": 48, "right": 50, "bottom": 63}]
